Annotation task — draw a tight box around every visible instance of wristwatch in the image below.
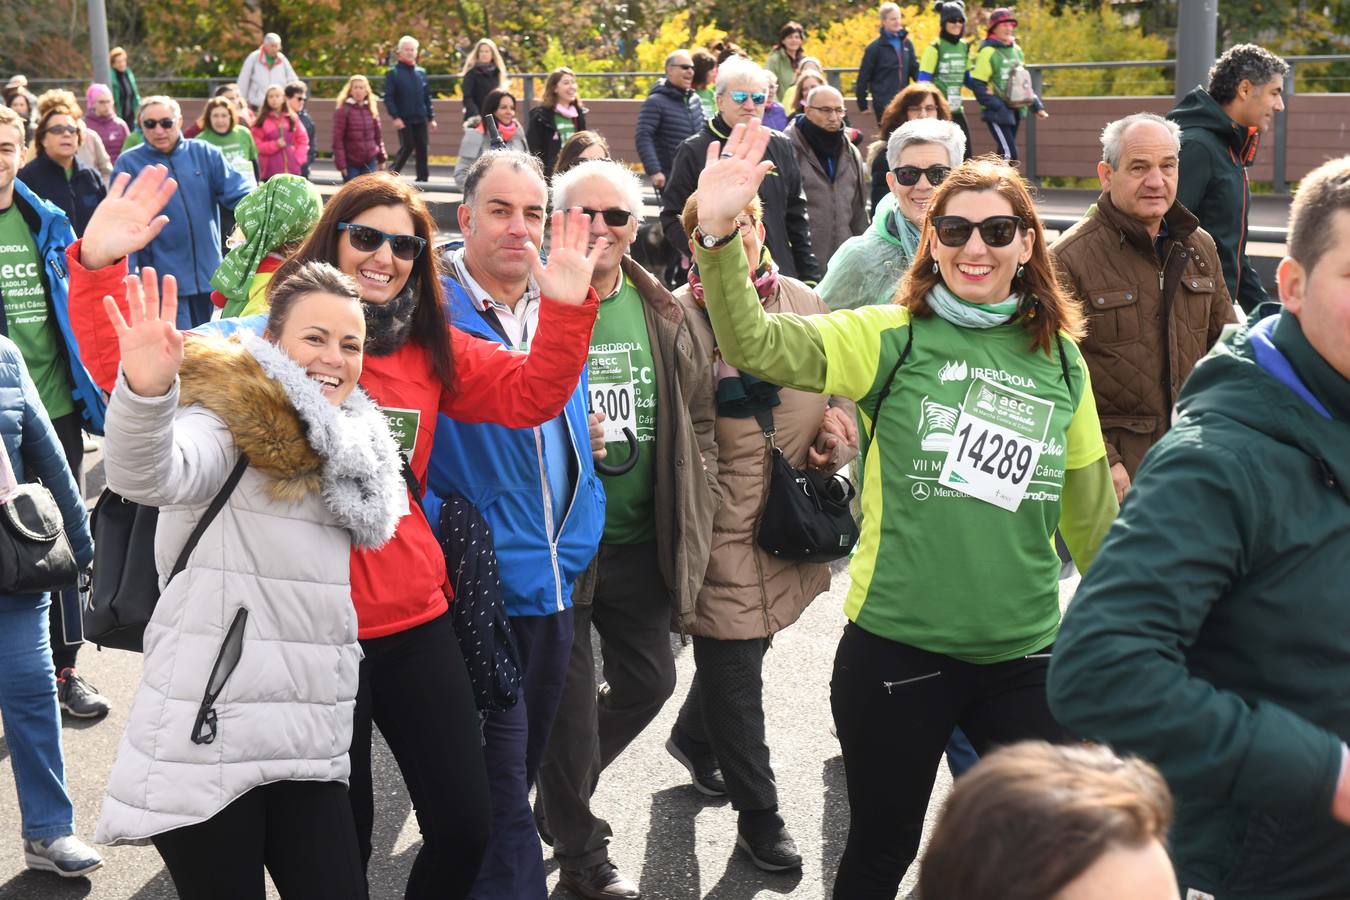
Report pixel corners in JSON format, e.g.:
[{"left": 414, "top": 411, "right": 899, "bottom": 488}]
[{"left": 694, "top": 226, "right": 738, "bottom": 250}]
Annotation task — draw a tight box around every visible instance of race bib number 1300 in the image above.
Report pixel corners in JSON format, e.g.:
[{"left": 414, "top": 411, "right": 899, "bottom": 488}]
[
  {"left": 588, "top": 350, "right": 637, "bottom": 443},
  {"left": 938, "top": 376, "right": 1054, "bottom": 512}
]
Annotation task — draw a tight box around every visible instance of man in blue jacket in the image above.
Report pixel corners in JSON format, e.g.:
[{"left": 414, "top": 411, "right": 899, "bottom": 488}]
[
  {"left": 856, "top": 2, "right": 920, "bottom": 123},
  {"left": 111, "top": 96, "right": 251, "bottom": 328},
  {"left": 0, "top": 106, "right": 110, "bottom": 722},
  {"left": 385, "top": 35, "right": 437, "bottom": 183},
  {"left": 428, "top": 150, "right": 605, "bottom": 900},
  {"left": 635, "top": 50, "right": 704, "bottom": 192}
]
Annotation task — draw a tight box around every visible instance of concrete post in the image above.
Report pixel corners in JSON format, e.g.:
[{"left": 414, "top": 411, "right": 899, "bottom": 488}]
[
  {"left": 88, "top": 0, "right": 112, "bottom": 86},
  {"left": 1174, "top": 0, "right": 1217, "bottom": 104}
]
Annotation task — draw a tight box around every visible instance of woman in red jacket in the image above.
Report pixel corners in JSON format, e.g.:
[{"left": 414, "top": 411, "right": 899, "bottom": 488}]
[
  {"left": 67, "top": 167, "right": 609, "bottom": 900},
  {"left": 252, "top": 84, "right": 309, "bottom": 181},
  {"left": 333, "top": 75, "right": 387, "bottom": 182}
]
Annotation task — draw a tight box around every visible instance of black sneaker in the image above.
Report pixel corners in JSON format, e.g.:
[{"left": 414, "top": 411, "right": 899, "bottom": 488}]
[
  {"left": 57, "top": 668, "right": 110, "bottom": 719},
  {"left": 558, "top": 859, "right": 641, "bottom": 899},
  {"left": 665, "top": 733, "right": 727, "bottom": 797},
  {"left": 736, "top": 821, "right": 802, "bottom": 872}
]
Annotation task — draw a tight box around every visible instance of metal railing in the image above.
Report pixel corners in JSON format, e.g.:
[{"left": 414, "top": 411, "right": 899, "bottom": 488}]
[{"left": 25, "top": 54, "right": 1347, "bottom": 192}]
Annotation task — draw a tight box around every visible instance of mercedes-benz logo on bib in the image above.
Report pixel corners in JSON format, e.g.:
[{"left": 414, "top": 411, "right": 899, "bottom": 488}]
[{"left": 911, "top": 482, "right": 931, "bottom": 501}]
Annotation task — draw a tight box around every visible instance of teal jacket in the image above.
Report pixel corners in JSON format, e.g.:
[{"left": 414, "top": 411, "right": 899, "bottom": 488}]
[
  {"left": 1049, "top": 310, "right": 1350, "bottom": 900},
  {"left": 1168, "top": 86, "right": 1270, "bottom": 312}
]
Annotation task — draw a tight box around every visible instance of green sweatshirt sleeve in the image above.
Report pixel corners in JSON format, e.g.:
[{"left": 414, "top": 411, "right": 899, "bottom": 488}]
[
  {"left": 919, "top": 44, "right": 939, "bottom": 76},
  {"left": 695, "top": 240, "right": 829, "bottom": 393},
  {"left": 1049, "top": 438, "right": 1344, "bottom": 817},
  {"left": 1058, "top": 456, "right": 1117, "bottom": 574}
]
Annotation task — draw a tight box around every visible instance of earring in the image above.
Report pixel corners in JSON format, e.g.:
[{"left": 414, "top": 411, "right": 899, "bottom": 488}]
[
  {"left": 931, "top": 261, "right": 940, "bottom": 275},
  {"left": 1015, "top": 264, "right": 1025, "bottom": 280}
]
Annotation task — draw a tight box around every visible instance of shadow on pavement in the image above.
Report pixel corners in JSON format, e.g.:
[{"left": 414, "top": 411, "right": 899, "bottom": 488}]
[
  {"left": 126, "top": 869, "right": 176, "bottom": 899},
  {"left": 0, "top": 871, "right": 93, "bottom": 899},
  {"left": 820, "top": 754, "right": 848, "bottom": 896},
  {"left": 701, "top": 854, "right": 803, "bottom": 899},
  {"left": 636, "top": 785, "right": 715, "bottom": 899}
]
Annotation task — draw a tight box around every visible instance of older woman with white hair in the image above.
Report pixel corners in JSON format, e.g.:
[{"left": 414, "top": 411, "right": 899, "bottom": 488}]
[
  {"left": 819, "top": 117, "right": 965, "bottom": 310},
  {"left": 659, "top": 55, "right": 820, "bottom": 283},
  {"left": 534, "top": 158, "right": 720, "bottom": 899}
]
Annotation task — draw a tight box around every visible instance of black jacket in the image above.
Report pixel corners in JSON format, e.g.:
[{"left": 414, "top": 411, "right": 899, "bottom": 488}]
[
  {"left": 1168, "top": 86, "right": 1269, "bottom": 312},
  {"left": 856, "top": 28, "right": 919, "bottom": 116},
  {"left": 635, "top": 79, "right": 705, "bottom": 178},
  {"left": 659, "top": 116, "right": 820, "bottom": 282},
  {"left": 525, "top": 104, "right": 586, "bottom": 179},
  {"left": 461, "top": 65, "right": 501, "bottom": 120},
  {"left": 18, "top": 154, "right": 105, "bottom": 238}
]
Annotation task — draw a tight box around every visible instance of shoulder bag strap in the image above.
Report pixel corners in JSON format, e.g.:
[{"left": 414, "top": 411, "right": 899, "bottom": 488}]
[
  {"left": 168, "top": 454, "right": 250, "bottom": 581},
  {"left": 868, "top": 325, "right": 915, "bottom": 440}
]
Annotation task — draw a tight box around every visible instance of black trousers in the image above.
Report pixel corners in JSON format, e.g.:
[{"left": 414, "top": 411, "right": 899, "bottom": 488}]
[
  {"left": 390, "top": 122, "right": 430, "bottom": 182},
  {"left": 536, "top": 541, "right": 677, "bottom": 869},
  {"left": 152, "top": 780, "right": 367, "bottom": 900},
  {"left": 829, "top": 622, "right": 1068, "bottom": 899},
  {"left": 48, "top": 413, "right": 83, "bottom": 673},
  {"left": 348, "top": 611, "right": 491, "bottom": 900},
  {"left": 986, "top": 118, "right": 1021, "bottom": 162}
]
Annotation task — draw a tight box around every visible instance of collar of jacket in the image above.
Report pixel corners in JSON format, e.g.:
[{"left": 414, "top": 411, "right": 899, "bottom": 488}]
[
  {"left": 621, "top": 255, "right": 686, "bottom": 327},
  {"left": 1271, "top": 309, "right": 1350, "bottom": 425},
  {"left": 708, "top": 115, "right": 731, "bottom": 140},
  {"left": 881, "top": 27, "right": 909, "bottom": 41},
  {"left": 9, "top": 177, "right": 65, "bottom": 251},
  {"left": 1094, "top": 190, "right": 1198, "bottom": 257},
  {"left": 178, "top": 333, "right": 406, "bottom": 545}
]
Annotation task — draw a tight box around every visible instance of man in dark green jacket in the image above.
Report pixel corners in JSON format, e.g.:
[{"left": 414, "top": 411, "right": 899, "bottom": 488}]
[
  {"left": 1168, "top": 44, "right": 1287, "bottom": 313},
  {"left": 1048, "top": 154, "right": 1350, "bottom": 900}
]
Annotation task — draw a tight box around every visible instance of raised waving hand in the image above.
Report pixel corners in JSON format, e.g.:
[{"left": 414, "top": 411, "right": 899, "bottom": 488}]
[
  {"left": 104, "top": 267, "right": 184, "bottom": 398},
  {"left": 695, "top": 119, "right": 775, "bottom": 238},
  {"left": 80, "top": 165, "right": 180, "bottom": 270},
  {"left": 527, "top": 207, "right": 611, "bottom": 305}
]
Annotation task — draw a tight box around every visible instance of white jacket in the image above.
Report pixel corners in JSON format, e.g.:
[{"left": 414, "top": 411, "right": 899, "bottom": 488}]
[
  {"left": 96, "top": 333, "right": 404, "bottom": 845},
  {"left": 238, "top": 49, "right": 299, "bottom": 109}
]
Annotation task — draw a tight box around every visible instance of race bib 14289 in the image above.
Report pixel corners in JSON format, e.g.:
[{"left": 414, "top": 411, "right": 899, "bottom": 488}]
[{"left": 938, "top": 375, "right": 1054, "bottom": 512}]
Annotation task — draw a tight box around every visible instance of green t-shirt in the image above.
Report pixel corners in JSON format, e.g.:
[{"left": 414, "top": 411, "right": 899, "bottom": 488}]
[
  {"left": 814, "top": 307, "right": 1103, "bottom": 662},
  {"left": 588, "top": 275, "right": 658, "bottom": 544},
  {"left": 197, "top": 125, "right": 259, "bottom": 182},
  {"left": 0, "top": 206, "right": 73, "bottom": 419},
  {"left": 920, "top": 38, "right": 972, "bottom": 109},
  {"left": 554, "top": 112, "right": 577, "bottom": 145}
]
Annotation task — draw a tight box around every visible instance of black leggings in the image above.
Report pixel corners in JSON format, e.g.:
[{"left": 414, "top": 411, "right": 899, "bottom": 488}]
[
  {"left": 348, "top": 611, "right": 491, "bottom": 899},
  {"left": 829, "top": 623, "right": 1069, "bottom": 899},
  {"left": 48, "top": 413, "right": 83, "bottom": 672},
  {"left": 152, "top": 780, "right": 367, "bottom": 900}
]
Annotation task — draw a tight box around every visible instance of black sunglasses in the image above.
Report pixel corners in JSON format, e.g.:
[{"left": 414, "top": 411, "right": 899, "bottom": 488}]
[
  {"left": 141, "top": 118, "right": 175, "bottom": 131},
  {"left": 45, "top": 124, "right": 79, "bottom": 136},
  {"left": 337, "top": 222, "right": 428, "bottom": 260},
  {"left": 580, "top": 207, "right": 633, "bottom": 227},
  {"left": 892, "top": 165, "right": 951, "bottom": 187},
  {"left": 931, "top": 215, "right": 1024, "bottom": 248}
]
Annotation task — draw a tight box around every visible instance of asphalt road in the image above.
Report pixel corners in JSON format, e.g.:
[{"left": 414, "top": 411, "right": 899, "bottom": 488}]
[{"left": 0, "top": 439, "right": 1082, "bottom": 899}]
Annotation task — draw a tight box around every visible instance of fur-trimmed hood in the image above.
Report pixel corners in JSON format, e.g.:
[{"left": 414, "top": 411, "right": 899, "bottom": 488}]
[{"left": 178, "top": 332, "right": 406, "bottom": 547}]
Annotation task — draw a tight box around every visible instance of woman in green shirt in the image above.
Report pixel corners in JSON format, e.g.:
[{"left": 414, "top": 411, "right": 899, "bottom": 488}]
[
  {"left": 690, "top": 120, "right": 1118, "bottom": 899},
  {"left": 193, "top": 97, "right": 259, "bottom": 256}
]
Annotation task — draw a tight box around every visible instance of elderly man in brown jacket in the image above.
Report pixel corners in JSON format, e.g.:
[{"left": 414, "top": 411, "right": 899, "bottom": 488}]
[
  {"left": 534, "top": 159, "right": 721, "bottom": 900},
  {"left": 1052, "top": 112, "right": 1237, "bottom": 501},
  {"left": 786, "top": 84, "right": 869, "bottom": 273}
]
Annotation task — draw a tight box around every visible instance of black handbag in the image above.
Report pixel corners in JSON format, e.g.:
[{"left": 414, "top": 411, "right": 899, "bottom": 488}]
[
  {"left": 85, "top": 456, "right": 249, "bottom": 652},
  {"left": 0, "top": 483, "right": 78, "bottom": 594},
  {"left": 753, "top": 407, "right": 859, "bottom": 562}
]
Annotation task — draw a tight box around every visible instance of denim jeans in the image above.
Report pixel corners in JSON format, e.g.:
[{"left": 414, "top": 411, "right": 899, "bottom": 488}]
[
  {"left": 344, "top": 162, "right": 378, "bottom": 182},
  {"left": 0, "top": 595, "right": 75, "bottom": 839}
]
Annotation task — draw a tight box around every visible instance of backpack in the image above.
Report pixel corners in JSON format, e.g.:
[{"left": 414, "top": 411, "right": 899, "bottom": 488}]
[
  {"left": 401, "top": 463, "right": 521, "bottom": 714},
  {"left": 1003, "top": 62, "right": 1037, "bottom": 108},
  {"left": 85, "top": 456, "right": 249, "bottom": 652}
]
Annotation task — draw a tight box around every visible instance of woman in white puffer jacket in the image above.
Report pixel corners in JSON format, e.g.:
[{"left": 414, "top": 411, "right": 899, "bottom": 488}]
[{"left": 95, "top": 262, "right": 405, "bottom": 900}]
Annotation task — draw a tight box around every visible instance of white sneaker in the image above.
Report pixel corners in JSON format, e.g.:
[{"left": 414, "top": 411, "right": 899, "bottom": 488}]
[{"left": 24, "top": 834, "right": 103, "bottom": 877}]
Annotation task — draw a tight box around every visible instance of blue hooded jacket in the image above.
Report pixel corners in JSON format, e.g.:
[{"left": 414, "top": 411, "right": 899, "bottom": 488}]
[
  {"left": 426, "top": 272, "right": 605, "bottom": 617},
  {"left": 0, "top": 180, "right": 107, "bottom": 434},
  {"left": 111, "top": 136, "right": 252, "bottom": 296}
]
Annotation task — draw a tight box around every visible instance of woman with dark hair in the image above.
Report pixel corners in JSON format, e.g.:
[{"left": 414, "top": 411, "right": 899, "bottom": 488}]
[
  {"left": 920, "top": 1, "right": 974, "bottom": 163},
  {"left": 689, "top": 121, "right": 1118, "bottom": 899},
  {"left": 252, "top": 84, "right": 309, "bottom": 181},
  {"left": 453, "top": 89, "right": 527, "bottom": 190},
  {"left": 869, "top": 82, "right": 952, "bottom": 211},
  {"left": 193, "top": 97, "right": 259, "bottom": 183},
  {"left": 765, "top": 22, "right": 807, "bottom": 103},
  {"left": 65, "top": 167, "right": 611, "bottom": 900},
  {"left": 525, "top": 67, "right": 587, "bottom": 177},
  {"left": 691, "top": 49, "right": 719, "bottom": 119},
  {"left": 19, "top": 105, "right": 106, "bottom": 237},
  {"left": 552, "top": 129, "right": 610, "bottom": 176}
]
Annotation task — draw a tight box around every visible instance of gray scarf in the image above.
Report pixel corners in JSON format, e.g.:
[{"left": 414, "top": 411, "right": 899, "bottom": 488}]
[{"left": 361, "top": 280, "right": 418, "bottom": 356}]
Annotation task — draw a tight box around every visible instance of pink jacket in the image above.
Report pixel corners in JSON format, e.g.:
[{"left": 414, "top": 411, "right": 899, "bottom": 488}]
[{"left": 251, "top": 113, "right": 309, "bottom": 181}]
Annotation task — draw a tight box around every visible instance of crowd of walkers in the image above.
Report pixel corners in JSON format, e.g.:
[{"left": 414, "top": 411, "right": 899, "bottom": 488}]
[{"left": 0, "top": 11, "right": 1346, "bottom": 900}]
